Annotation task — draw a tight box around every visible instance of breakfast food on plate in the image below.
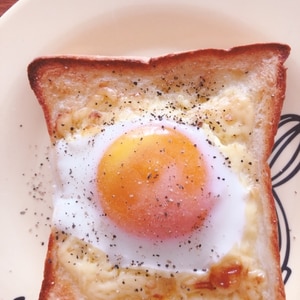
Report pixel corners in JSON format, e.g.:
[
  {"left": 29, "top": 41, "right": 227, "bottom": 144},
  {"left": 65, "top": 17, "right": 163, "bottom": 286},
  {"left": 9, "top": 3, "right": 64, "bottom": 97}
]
[{"left": 28, "top": 43, "right": 290, "bottom": 300}]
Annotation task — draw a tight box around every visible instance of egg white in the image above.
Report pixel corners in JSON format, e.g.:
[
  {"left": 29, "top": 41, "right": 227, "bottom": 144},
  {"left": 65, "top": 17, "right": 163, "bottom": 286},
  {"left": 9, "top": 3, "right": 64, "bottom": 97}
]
[{"left": 52, "top": 118, "right": 247, "bottom": 274}]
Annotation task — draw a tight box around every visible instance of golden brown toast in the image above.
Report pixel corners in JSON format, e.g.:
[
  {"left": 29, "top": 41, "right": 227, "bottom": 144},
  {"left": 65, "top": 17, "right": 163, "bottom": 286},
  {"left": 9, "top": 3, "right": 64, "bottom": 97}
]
[{"left": 28, "top": 43, "right": 290, "bottom": 300}]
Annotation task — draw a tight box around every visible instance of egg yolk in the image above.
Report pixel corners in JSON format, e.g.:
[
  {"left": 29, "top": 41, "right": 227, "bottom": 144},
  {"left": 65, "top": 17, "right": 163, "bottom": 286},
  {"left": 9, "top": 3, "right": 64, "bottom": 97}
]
[{"left": 97, "top": 125, "right": 213, "bottom": 239}]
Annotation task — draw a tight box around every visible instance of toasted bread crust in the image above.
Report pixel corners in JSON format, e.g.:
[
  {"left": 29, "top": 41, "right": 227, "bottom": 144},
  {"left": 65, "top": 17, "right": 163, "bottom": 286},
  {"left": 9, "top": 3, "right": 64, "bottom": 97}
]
[
  {"left": 28, "top": 43, "right": 290, "bottom": 300},
  {"left": 39, "top": 234, "right": 84, "bottom": 300},
  {"left": 28, "top": 43, "right": 289, "bottom": 146}
]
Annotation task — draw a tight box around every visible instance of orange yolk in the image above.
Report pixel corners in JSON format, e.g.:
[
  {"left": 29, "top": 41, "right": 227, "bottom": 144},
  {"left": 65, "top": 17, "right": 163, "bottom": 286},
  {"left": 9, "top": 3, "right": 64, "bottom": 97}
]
[{"left": 97, "top": 125, "right": 213, "bottom": 239}]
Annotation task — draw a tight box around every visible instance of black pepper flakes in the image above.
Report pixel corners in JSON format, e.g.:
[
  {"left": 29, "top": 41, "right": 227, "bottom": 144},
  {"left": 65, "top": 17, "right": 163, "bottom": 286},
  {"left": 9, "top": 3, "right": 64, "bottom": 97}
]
[{"left": 20, "top": 208, "right": 28, "bottom": 215}]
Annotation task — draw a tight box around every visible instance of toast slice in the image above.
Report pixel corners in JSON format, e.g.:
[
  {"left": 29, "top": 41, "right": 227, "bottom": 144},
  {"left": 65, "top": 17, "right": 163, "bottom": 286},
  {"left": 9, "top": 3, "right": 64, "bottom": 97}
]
[{"left": 28, "top": 43, "right": 290, "bottom": 300}]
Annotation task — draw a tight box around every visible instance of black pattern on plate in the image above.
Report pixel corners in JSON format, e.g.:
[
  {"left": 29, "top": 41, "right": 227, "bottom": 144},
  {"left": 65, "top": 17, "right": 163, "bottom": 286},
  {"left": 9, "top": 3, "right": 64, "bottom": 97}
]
[{"left": 270, "top": 114, "right": 300, "bottom": 284}]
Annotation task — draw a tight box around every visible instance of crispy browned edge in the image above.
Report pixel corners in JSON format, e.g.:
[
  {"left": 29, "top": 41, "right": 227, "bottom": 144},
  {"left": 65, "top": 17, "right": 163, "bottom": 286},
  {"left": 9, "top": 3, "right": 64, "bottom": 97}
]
[
  {"left": 38, "top": 233, "right": 82, "bottom": 299},
  {"left": 28, "top": 43, "right": 290, "bottom": 300},
  {"left": 28, "top": 43, "right": 290, "bottom": 149}
]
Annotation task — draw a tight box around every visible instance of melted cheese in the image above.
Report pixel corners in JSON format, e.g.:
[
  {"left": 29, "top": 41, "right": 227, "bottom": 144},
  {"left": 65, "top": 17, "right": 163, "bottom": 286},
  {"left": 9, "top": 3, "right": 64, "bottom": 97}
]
[
  {"left": 54, "top": 86, "right": 267, "bottom": 299},
  {"left": 57, "top": 233, "right": 266, "bottom": 300}
]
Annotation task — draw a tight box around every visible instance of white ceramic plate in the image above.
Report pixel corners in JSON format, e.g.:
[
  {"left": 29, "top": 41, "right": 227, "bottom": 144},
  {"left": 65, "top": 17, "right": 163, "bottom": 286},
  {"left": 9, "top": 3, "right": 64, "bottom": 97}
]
[{"left": 0, "top": 0, "right": 299, "bottom": 299}]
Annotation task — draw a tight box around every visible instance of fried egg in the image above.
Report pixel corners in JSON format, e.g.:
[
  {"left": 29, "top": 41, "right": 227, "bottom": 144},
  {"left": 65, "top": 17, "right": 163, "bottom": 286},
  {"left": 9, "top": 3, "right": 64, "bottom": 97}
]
[{"left": 53, "top": 118, "right": 247, "bottom": 274}]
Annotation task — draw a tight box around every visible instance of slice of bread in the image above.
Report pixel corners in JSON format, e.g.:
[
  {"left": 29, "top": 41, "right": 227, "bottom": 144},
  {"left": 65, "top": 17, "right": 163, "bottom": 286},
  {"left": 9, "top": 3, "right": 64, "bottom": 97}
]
[{"left": 28, "top": 43, "right": 290, "bottom": 300}]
